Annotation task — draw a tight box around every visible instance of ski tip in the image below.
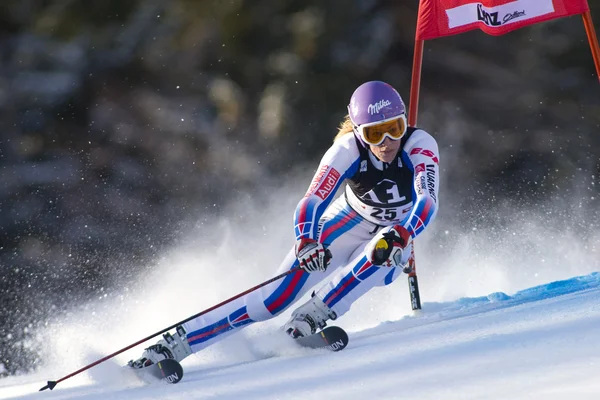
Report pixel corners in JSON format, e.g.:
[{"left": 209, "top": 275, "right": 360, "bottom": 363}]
[
  {"left": 328, "top": 326, "right": 349, "bottom": 342},
  {"left": 39, "top": 381, "right": 57, "bottom": 391},
  {"left": 294, "top": 325, "right": 349, "bottom": 352},
  {"left": 328, "top": 327, "right": 349, "bottom": 351},
  {"left": 329, "top": 326, "right": 348, "bottom": 335},
  {"left": 157, "top": 359, "right": 184, "bottom": 384}
]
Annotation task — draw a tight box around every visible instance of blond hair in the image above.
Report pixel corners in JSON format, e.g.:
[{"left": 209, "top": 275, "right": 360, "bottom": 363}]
[{"left": 334, "top": 115, "right": 354, "bottom": 141}]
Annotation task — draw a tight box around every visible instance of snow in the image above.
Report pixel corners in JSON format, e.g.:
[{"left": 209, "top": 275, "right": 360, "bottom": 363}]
[
  {"left": 2, "top": 272, "right": 600, "bottom": 400},
  {"left": 1, "top": 187, "right": 598, "bottom": 400}
]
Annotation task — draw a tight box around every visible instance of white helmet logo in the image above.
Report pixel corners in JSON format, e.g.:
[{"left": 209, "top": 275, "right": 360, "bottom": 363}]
[{"left": 367, "top": 99, "right": 392, "bottom": 115}]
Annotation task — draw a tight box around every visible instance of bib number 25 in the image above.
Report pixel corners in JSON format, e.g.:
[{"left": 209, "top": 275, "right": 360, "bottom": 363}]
[{"left": 370, "top": 207, "right": 397, "bottom": 221}]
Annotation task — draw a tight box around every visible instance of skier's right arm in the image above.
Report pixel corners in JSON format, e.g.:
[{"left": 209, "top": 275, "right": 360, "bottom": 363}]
[
  {"left": 293, "top": 135, "right": 360, "bottom": 272},
  {"left": 293, "top": 135, "right": 360, "bottom": 242}
]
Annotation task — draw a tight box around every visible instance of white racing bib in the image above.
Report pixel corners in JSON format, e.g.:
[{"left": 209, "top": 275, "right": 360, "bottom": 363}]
[{"left": 345, "top": 186, "right": 413, "bottom": 226}]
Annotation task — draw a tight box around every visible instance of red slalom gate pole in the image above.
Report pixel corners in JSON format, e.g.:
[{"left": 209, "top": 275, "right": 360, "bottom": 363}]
[
  {"left": 39, "top": 266, "right": 303, "bottom": 391},
  {"left": 406, "top": 37, "right": 425, "bottom": 312},
  {"left": 581, "top": 10, "right": 600, "bottom": 82},
  {"left": 408, "top": 39, "right": 424, "bottom": 127}
]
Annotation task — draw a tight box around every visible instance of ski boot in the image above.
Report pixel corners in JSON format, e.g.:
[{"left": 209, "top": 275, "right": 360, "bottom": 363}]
[
  {"left": 128, "top": 325, "right": 192, "bottom": 369},
  {"left": 284, "top": 295, "right": 337, "bottom": 338}
]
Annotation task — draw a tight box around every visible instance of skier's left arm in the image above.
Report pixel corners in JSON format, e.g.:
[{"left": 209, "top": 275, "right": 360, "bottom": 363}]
[{"left": 401, "top": 130, "right": 440, "bottom": 239}]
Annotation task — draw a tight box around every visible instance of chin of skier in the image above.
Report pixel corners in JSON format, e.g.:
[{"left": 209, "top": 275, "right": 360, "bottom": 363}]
[{"left": 130, "top": 80, "right": 440, "bottom": 369}]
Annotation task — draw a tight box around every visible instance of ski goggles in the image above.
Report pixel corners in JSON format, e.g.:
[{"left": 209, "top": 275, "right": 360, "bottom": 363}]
[{"left": 354, "top": 114, "right": 407, "bottom": 146}]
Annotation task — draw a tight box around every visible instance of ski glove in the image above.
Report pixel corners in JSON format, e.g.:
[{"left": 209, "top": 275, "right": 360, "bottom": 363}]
[
  {"left": 296, "top": 238, "right": 332, "bottom": 273},
  {"left": 370, "top": 225, "right": 411, "bottom": 268}
]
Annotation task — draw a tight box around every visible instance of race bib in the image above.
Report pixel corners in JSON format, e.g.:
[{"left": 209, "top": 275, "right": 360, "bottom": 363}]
[{"left": 346, "top": 188, "right": 413, "bottom": 225}]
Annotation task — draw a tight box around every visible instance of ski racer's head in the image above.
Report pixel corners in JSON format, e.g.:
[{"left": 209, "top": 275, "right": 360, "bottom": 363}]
[{"left": 347, "top": 81, "right": 407, "bottom": 163}]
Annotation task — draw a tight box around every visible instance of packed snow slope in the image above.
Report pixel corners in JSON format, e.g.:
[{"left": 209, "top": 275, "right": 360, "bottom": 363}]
[{"left": 2, "top": 272, "right": 600, "bottom": 400}]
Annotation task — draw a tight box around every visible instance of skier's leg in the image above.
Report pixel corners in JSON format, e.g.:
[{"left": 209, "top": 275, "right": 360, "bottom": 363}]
[
  {"left": 130, "top": 199, "right": 365, "bottom": 366},
  {"left": 284, "top": 225, "right": 413, "bottom": 334},
  {"left": 182, "top": 249, "right": 319, "bottom": 351},
  {"left": 282, "top": 204, "right": 381, "bottom": 338},
  {"left": 130, "top": 249, "right": 344, "bottom": 366},
  {"left": 129, "top": 248, "right": 319, "bottom": 367},
  {"left": 318, "top": 225, "right": 412, "bottom": 316},
  {"left": 183, "top": 199, "right": 367, "bottom": 351}
]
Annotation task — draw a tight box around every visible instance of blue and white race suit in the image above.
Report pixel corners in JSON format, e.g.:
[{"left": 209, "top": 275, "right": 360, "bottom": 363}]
[{"left": 184, "top": 127, "right": 440, "bottom": 352}]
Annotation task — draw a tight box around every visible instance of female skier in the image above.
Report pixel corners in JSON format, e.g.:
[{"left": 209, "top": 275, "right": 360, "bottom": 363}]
[{"left": 130, "top": 80, "right": 440, "bottom": 367}]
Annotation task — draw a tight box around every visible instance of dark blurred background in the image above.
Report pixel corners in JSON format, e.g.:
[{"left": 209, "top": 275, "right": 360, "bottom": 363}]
[{"left": 0, "top": 0, "right": 598, "bottom": 376}]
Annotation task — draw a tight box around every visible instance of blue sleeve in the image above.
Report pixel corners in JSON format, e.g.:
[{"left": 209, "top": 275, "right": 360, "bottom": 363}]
[{"left": 294, "top": 135, "right": 360, "bottom": 241}]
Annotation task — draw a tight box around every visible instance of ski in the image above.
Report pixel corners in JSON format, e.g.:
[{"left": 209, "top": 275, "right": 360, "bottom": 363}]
[
  {"left": 294, "top": 326, "right": 349, "bottom": 352},
  {"left": 129, "top": 359, "right": 184, "bottom": 384}
]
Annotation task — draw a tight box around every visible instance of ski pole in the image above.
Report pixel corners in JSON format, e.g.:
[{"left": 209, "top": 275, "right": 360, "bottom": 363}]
[{"left": 39, "top": 266, "right": 303, "bottom": 391}]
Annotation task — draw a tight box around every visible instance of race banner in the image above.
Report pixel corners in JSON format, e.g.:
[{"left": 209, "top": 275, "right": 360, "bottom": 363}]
[{"left": 416, "top": 0, "right": 590, "bottom": 39}]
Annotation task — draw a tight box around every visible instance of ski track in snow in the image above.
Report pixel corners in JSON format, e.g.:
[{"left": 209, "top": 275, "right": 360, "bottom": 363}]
[{"left": 2, "top": 273, "right": 600, "bottom": 400}]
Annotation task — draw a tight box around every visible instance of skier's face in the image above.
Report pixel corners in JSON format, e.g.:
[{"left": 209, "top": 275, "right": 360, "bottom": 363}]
[{"left": 369, "top": 136, "right": 401, "bottom": 163}]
